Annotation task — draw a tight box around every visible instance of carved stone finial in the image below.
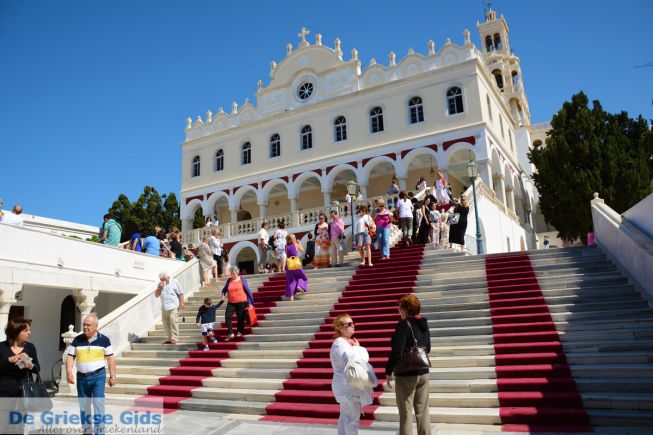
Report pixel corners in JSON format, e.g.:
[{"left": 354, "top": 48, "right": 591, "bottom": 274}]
[
  {"left": 351, "top": 48, "right": 358, "bottom": 61},
  {"left": 218, "top": 107, "right": 224, "bottom": 114},
  {"left": 231, "top": 101, "right": 238, "bottom": 115},
  {"left": 244, "top": 98, "right": 249, "bottom": 104},
  {"left": 287, "top": 43, "right": 293, "bottom": 55},
  {"left": 315, "top": 33, "right": 322, "bottom": 45},
  {"left": 334, "top": 38, "right": 341, "bottom": 54},
  {"left": 196, "top": 115, "right": 203, "bottom": 125},
  {"left": 257, "top": 80, "right": 263, "bottom": 91},
  {"left": 593, "top": 192, "right": 599, "bottom": 199},
  {"left": 270, "top": 60, "right": 277, "bottom": 72},
  {"left": 408, "top": 47, "right": 414, "bottom": 55},
  {"left": 186, "top": 116, "right": 192, "bottom": 129},
  {"left": 389, "top": 51, "right": 396, "bottom": 66},
  {"left": 463, "top": 29, "right": 471, "bottom": 45},
  {"left": 298, "top": 27, "right": 310, "bottom": 45},
  {"left": 370, "top": 57, "right": 377, "bottom": 65},
  {"left": 206, "top": 110, "right": 213, "bottom": 123},
  {"left": 428, "top": 40, "right": 435, "bottom": 55},
  {"left": 445, "top": 37, "right": 452, "bottom": 45}
]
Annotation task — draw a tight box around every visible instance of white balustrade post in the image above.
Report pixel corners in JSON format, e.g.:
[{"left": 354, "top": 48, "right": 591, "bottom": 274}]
[
  {"left": 73, "top": 289, "right": 99, "bottom": 327},
  {"left": 59, "top": 325, "right": 78, "bottom": 395}
]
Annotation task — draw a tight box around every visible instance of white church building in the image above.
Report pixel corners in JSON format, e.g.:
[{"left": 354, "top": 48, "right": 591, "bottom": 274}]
[{"left": 179, "top": 9, "right": 545, "bottom": 271}]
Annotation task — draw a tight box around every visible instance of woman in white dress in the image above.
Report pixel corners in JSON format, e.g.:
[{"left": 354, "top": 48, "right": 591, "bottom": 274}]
[
  {"left": 435, "top": 172, "right": 451, "bottom": 204},
  {"left": 330, "top": 314, "right": 377, "bottom": 435}
]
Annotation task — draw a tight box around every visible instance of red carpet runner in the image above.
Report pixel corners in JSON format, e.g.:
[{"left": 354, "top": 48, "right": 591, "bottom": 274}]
[
  {"left": 485, "top": 253, "right": 592, "bottom": 432},
  {"left": 261, "top": 244, "right": 425, "bottom": 425},
  {"left": 134, "top": 274, "right": 288, "bottom": 410}
]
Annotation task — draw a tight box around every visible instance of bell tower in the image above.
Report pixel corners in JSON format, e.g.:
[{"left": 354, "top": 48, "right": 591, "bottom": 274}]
[{"left": 477, "top": 8, "right": 530, "bottom": 126}]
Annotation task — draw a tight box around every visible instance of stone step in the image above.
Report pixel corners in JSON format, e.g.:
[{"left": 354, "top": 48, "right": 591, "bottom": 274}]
[
  {"left": 116, "top": 357, "right": 181, "bottom": 367},
  {"left": 179, "top": 398, "right": 268, "bottom": 415},
  {"left": 116, "top": 365, "right": 171, "bottom": 376},
  {"left": 373, "top": 406, "right": 500, "bottom": 424},
  {"left": 219, "top": 358, "right": 297, "bottom": 369},
  {"left": 190, "top": 387, "right": 278, "bottom": 402},
  {"left": 210, "top": 367, "right": 291, "bottom": 379},
  {"left": 201, "top": 377, "right": 285, "bottom": 390}
]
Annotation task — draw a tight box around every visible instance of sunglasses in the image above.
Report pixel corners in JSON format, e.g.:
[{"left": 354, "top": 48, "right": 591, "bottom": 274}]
[{"left": 342, "top": 321, "right": 355, "bottom": 327}]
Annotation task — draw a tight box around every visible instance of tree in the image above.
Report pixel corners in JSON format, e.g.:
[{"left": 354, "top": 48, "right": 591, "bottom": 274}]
[
  {"left": 529, "top": 92, "right": 653, "bottom": 243},
  {"left": 192, "top": 207, "right": 204, "bottom": 229},
  {"left": 107, "top": 186, "right": 182, "bottom": 242}
]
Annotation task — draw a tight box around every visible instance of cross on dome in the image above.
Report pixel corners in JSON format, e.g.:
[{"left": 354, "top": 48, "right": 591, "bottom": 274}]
[{"left": 298, "top": 27, "right": 310, "bottom": 46}]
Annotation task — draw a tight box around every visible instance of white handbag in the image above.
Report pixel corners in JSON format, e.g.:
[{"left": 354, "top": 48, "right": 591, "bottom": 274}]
[{"left": 345, "top": 359, "right": 377, "bottom": 391}]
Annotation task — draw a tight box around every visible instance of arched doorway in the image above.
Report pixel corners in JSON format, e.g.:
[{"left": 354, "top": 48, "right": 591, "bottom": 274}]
[{"left": 236, "top": 247, "right": 257, "bottom": 275}]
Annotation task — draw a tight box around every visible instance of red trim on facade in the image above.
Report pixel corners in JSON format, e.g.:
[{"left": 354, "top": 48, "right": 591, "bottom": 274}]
[
  {"left": 292, "top": 173, "right": 300, "bottom": 182},
  {"left": 426, "top": 143, "right": 438, "bottom": 152},
  {"left": 281, "top": 176, "right": 289, "bottom": 183},
  {"left": 400, "top": 149, "right": 411, "bottom": 159},
  {"left": 314, "top": 169, "right": 322, "bottom": 176},
  {"left": 442, "top": 135, "right": 476, "bottom": 151},
  {"left": 350, "top": 161, "right": 358, "bottom": 169},
  {"left": 185, "top": 195, "right": 204, "bottom": 205},
  {"left": 326, "top": 166, "right": 335, "bottom": 175},
  {"left": 262, "top": 180, "right": 269, "bottom": 188},
  {"left": 206, "top": 192, "right": 213, "bottom": 200},
  {"left": 250, "top": 183, "right": 259, "bottom": 189},
  {"left": 232, "top": 186, "right": 240, "bottom": 194},
  {"left": 223, "top": 189, "right": 230, "bottom": 196}
]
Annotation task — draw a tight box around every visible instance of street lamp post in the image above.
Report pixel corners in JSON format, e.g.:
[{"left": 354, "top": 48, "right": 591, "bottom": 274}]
[
  {"left": 346, "top": 180, "right": 358, "bottom": 252},
  {"left": 467, "top": 160, "right": 484, "bottom": 255}
]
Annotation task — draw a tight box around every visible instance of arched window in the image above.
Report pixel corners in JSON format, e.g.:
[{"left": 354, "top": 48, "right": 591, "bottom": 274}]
[
  {"left": 241, "top": 142, "right": 251, "bottom": 165},
  {"left": 446, "top": 87, "right": 464, "bottom": 115},
  {"left": 486, "top": 94, "right": 493, "bottom": 121},
  {"left": 408, "top": 96, "right": 424, "bottom": 124},
  {"left": 492, "top": 70, "right": 504, "bottom": 90},
  {"left": 494, "top": 33, "right": 502, "bottom": 50},
  {"left": 300, "top": 125, "right": 312, "bottom": 150},
  {"left": 334, "top": 116, "right": 347, "bottom": 142},
  {"left": 191, "top": 155, "right": 200, "bottom": 177},
  {"left": 215, "top": 149, "right": 224, "bottom": 171},
  {"left": 270, "top": 134, "right": 280, "bottom": 158},
  {"left": 511, "top": 71, "right": 519, "bottom": 89},
  {"left": 370, "top": 106, "right": 384, "bottom": 133},
  {"left": 485, "top": 35, "right": 494, "bottom": 52}
]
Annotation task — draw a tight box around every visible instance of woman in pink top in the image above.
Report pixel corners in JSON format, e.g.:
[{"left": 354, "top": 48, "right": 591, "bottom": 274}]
[{"left": 374, "top": 199, "right": 392, "bottom": 260}]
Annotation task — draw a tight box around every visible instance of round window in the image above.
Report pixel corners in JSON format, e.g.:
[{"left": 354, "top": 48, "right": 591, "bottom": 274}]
[{"left": 297, "top": 82, "right": 314, "bottom": 101}]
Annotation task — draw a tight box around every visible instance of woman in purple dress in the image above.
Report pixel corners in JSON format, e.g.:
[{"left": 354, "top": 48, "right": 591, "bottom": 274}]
[{"left": 285, "top": 234, "right": 308, "bottom": 301}]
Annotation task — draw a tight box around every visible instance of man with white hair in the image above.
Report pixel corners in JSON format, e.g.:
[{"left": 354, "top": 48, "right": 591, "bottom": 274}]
[
  {"left": 155, "top": 272, "right": 185, "bottom": 344},
  {"left": 66, "top": 314, "right": 116, "bottom": 435}
]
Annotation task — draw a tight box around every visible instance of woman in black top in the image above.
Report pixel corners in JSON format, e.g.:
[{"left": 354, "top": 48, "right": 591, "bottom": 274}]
[
  {"left": 448, "top": 196, "right": 469, "bottom": 249},
  {"left": 385, "top": 295, "right": 431, "bottom": 435},
  {"left": 0, "top": 318, "right": 40, "bottom": 397}
]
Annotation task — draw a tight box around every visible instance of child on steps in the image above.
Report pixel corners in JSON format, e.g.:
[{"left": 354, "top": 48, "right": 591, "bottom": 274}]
[{"left": 196, "top": 298, "right": 222, "bottom": 351}]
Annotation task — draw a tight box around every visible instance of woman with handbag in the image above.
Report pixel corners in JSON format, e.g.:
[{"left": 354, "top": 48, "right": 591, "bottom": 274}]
[
  {"left": 220, "top": 266, "right": 255, "bottom": 341},
  {"left": 373, "top": 199, "right": 392, "bottom": 260},
  {"left": 285, "top": 234, "right": 308, "bottom": 301},
  {"left": 385, "top": 295, "right": 431, "bottom": 435},
  {"left": 0, "top": 318, "right": 40, "bottom": 397},
  {"left": 198, "top": 236, "right": 216, "bottom": 287},
  {"left": 330, "top": 314, "right": 376, "bottom": 435},
  {"left": 311, "top": 213, "right": 331, "bottom": 268}
]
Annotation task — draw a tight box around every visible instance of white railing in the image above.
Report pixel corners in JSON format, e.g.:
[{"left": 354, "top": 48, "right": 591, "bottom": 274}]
[
  {"left": 182, "top": 194, "right": 404, "bottom": 244},
  {"left": 530, "top": 121, "right": 551, "bottom": 132}
]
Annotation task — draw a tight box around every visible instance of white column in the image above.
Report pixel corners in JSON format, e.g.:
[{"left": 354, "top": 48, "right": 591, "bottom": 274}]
[
  {"left": 322, "top": 191, "right": 332, "bottom": 206},
  {"left": 258, "top": 203, "right": 267, "bottom": 218},
  {"left": 290, "top": 197, "right": 299, "bottom": 227},
  {"left": 506, "top": 186, "right": 516, "bottom": 212},
  {"left": 477, "top": 159, "right": 492, "bottom": 187},
  {"left": 397, "top": 177, "right": 407, "bottom": 191},
  {"left": 0, "top": 283, "right": 22, "bottom": 341},
  {"left": 493, "top": 174, "right": 506, "bottom": 204},
  {"left": 359, "top": 184, "right": 368, "bottom": 199},
  {"left": 73, "top": 288, "right": 99, "bottom": 327},
  {"left": 230, "top": 208, "right": 238, "bottom": 224}
]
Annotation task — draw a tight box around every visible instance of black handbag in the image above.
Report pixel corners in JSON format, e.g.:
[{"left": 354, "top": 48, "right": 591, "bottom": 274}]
[
  {"left": 18, "top": 371, "right": 53, "bottom": 412},
  {"left": 393, "top": 320, "right": 431, "bottom": 375}
]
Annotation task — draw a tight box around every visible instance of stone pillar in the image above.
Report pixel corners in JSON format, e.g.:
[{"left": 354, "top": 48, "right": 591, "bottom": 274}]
[
  {"left": 59, "top": 325, "right": 79, "bottom": 395},
  {"left": 0, "top": 283, "right": 22, "bottom": 341},
  {"left": 258, "top": 203, "right": 267, "bottom": 219},
  {"left": 493, "top": 174, "right": 506, "bottom": 204},
  {"left": 289, "top": 197, "right": 299, "bottom": 227},
  {"left": 229, "top": 208, "right": 238, "bottom": 224},
  {"left": 506, "top": 187, "right": 516, "bottom": 212},
  {"left": 477, "top": 159, "right": 492, "bottom": 187},
  {"left": 322, "top": 191, "right": 332, "bottom": 206},
  {"left": 397, "top": 177, "right": 407, "bottom": 191},
  {"left": 73, "top": 288, "right": 99, "bottom": 327}
]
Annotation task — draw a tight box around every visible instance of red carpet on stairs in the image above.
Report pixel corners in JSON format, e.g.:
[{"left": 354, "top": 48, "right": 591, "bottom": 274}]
[
  {"left": 485, "top": 253, "right": 593, "bottom": 433},
  {"left": 261, "top": 244, "right": 425, "bottom": 425},
  {"left": 134, "top": 274, "right": 287, "bottom": 410}
]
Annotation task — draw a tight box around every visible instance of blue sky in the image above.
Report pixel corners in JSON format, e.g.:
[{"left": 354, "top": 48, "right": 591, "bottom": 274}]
[{"left": 1, "top": 0, "right": 651, "bottom": 226}]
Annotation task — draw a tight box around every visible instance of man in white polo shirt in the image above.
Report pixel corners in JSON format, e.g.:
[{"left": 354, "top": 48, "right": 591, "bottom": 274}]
[{"left": 155, "top": 272, "right": 185, "bottom": 344}]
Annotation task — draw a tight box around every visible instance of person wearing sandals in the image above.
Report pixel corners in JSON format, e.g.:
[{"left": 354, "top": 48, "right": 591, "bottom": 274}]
[
  {"left": 385, "top": 295, "right": 431, "bottom": 435},
  {"left": 354, "top": 205, "right": 375, "bottom": 267},
  {"left": 220, "top": 266, "right": 254, "bottom": 341},
  {"left": 285, "top": 234, "right": 308, "bottom": 301}
]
